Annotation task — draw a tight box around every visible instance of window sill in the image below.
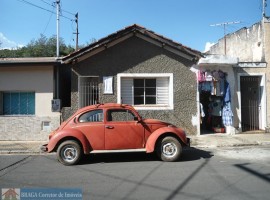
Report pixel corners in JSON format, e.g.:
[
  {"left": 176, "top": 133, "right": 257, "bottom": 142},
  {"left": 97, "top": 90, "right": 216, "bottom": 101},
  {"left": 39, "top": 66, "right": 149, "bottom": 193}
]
[{"left": 133, "top": 105, "right": 173, "bottom": 110}]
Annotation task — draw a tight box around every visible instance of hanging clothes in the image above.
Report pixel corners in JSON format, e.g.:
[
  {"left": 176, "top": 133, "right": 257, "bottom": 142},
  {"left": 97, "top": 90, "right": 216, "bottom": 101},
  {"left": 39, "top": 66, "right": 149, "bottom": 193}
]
[
  {"left": 211, "top": 81, "right": 215, "bottom": 95},
  {"left": 209, "top": 98, "right": 222, "bottom": 116},
  {"left": 197, "top": 70, "right": 205, "bottom": 82},
  {"left": 205, "top": 70, "right": 213, "bottom": 81},
  {"left": 200, "top": 103, "right": 205, "bottom": 117},
  {"left": 216, "top": 81, "right": 221, "bottom": 96},
  {"left": 212, "top": 70, "right": 220, "bottom": 81},
  {"left": 224, "top": 80, "right": 231, "bottom": 102},
  {"left": 220, "top": 78, "right": 225, "bottom": 96},
  {"left": 200, "top": 82, "right": 212, "bottom": 92},
  {"left": 222, "top": 102, "right": 233, "bottom": 126}
]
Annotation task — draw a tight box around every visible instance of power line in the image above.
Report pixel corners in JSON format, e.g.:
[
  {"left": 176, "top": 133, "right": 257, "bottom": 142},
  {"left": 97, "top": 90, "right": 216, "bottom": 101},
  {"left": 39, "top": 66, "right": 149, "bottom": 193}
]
[
  {"left": 18, "top": 0, "right": 54, "bottom": 14},
  {"left": 40, "top": 0, "right": 54, "bottom": 7},
  {"left": 17, "top": 0, "right": 79, "bottom": 49},
  {"left": 62, "top": 8, "right": 75, "bottom": 16},
  {"left": 42, "top": 11, "right": 54, "bottom": 34},
  {"left": 17, "top": 0, "right": 74, "bottom": 21}
]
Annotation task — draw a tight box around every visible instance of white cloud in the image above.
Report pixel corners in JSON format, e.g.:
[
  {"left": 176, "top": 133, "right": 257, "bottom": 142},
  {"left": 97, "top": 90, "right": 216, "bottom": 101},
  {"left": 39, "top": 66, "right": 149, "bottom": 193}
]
[
  {"left": 0, "top": 32, "right": 24, "bottom": 49},
  {"left": 204, "top": 42, "right": 215, "bottom": 53}
]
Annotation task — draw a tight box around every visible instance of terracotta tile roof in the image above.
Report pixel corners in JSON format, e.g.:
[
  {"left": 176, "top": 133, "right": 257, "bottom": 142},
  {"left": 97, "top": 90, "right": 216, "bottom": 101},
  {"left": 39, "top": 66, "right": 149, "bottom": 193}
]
[{"left": 62, "top": 24, "right": 202, "bottom": 63}]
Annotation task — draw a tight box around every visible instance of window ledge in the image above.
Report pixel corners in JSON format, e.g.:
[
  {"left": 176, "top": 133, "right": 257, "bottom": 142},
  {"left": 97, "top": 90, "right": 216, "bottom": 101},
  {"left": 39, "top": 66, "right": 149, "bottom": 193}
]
[{"left": 134, "top": 105, "right": 173, "bottom": 110}]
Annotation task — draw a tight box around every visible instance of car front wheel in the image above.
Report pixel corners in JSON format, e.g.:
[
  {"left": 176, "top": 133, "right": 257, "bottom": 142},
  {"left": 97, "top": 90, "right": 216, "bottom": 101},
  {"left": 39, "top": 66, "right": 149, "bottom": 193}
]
[
  {"left": 157, "top": 136, "right": 182, "bottom": 162},
  {"left": 57, "top": 140, "right": 82, "bottom": 166}
]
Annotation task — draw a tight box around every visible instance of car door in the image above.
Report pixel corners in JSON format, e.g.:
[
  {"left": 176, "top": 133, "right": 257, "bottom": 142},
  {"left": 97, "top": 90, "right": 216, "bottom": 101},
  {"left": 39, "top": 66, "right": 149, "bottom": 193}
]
[
  {"left": 74, "top": 109, "right": 105, "bottom": 150},
  {"left": 105, "top": 108, "right": 144, "bottom": 150}
]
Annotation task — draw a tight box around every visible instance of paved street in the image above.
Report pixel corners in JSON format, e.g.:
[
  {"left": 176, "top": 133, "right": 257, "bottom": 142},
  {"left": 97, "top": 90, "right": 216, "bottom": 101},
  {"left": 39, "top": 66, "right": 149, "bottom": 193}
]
[{"left": 0, "top": 146, "right": 270, "bottom": 200}]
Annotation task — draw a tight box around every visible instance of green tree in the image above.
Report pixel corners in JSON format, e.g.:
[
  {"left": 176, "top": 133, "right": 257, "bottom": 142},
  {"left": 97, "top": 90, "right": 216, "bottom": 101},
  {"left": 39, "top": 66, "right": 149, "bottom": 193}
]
[{"left": 0, "top": 34, "right": 75, "bottom": 58}]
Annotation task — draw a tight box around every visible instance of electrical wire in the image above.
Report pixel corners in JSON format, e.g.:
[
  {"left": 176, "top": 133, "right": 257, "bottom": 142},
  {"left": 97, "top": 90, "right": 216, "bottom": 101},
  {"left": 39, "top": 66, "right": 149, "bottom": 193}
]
[
  {"left": 42, "top": 11, "right": 54, "bottom": 34},
  {"left": 17, "top": 0, "right": 74, "bottom": 21},
  {"left": 40, "top": 0, "right": 54, "bottom": 7}
]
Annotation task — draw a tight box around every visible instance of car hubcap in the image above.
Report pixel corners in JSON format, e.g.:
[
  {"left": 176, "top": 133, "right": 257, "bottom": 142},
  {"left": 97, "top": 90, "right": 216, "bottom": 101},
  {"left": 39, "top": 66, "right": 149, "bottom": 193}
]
[
  {"left": 162, "top": 142, "right": 177, "bottom": 157},
  {"left": 62, "top": 146, "right": 77, "bottom": 162}
]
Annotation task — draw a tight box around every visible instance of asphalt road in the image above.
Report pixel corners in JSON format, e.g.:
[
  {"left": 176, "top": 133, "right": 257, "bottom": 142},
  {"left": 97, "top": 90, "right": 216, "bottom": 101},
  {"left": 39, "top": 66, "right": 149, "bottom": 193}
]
[{"left": 0, "top": 146, "right": 270, "bottom": 200}]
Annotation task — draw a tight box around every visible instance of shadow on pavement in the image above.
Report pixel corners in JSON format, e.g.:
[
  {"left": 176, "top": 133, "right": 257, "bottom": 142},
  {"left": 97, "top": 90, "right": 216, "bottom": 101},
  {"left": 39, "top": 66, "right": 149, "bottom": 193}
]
[
  {"left": 181, "top": 147, "right": 214, "bottom": 161},
  {"left": 78, "top": 147, "right": 213, "bottom": 165},
  {"left": 235, "top": 163, "right": 270, "bottom": 183}
]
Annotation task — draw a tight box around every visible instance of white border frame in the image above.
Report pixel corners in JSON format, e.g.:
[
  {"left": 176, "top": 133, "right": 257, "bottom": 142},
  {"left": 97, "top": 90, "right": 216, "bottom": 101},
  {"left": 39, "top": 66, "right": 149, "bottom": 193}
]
[
  {"left": 117, "top": 73, "right": 174, "bottom": 110},
  {"left": 237, "top": 73, "right": 266, "bottom": 131}
]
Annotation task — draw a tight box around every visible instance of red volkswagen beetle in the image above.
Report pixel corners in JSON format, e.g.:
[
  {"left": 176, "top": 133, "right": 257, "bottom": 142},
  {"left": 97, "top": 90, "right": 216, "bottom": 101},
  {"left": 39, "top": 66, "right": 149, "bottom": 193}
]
[{"left": 42, "top": 103, "right": 190, "bottom": 165}]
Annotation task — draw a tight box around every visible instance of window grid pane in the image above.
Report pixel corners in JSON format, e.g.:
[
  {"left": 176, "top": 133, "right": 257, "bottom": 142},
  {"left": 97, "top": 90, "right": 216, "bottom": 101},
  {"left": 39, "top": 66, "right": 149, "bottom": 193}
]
[
  {"left": 133, "top": 78, "right": 156, "bottom": 105},
  {"left": 3, "top": 92, "right": 35, "bottom": 115}
]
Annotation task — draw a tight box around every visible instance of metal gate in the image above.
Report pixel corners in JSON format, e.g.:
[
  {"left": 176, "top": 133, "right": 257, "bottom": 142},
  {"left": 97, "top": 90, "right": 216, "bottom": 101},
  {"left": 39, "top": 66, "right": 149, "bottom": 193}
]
[
  {"left": 79, "top": 77, "right": 100, "bottom": 108},
  {"left": 240, "top": 76, "right": 261, "bottom": 132}
]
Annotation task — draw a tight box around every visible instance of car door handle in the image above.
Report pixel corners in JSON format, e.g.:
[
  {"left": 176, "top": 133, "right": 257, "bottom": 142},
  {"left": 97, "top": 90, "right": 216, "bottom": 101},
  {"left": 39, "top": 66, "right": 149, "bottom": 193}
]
[{"left": 105, "top": 125, "right": 114, "bottom": 129}]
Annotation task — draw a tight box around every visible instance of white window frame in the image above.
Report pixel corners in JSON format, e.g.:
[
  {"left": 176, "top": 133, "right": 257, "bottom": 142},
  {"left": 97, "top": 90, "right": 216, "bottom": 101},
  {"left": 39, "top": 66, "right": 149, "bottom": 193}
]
[{"left": 117, "top": 73, "right": 174, "bottom": 110}]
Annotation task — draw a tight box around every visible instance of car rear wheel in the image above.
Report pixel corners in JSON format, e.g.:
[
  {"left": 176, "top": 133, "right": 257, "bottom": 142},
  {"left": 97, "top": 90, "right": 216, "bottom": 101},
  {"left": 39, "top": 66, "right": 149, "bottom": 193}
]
[
  {"left": 157, "top": 136, "right": 182, "bottom": 162},
  {"left": 57, "top": 140, "right": 82, "bottom": 166}
]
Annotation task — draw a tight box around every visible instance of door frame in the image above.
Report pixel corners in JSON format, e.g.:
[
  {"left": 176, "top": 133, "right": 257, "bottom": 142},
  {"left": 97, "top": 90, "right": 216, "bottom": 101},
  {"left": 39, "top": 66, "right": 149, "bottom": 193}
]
[{"left": 237, "top": 73, "right": 266, "bottom": 131}]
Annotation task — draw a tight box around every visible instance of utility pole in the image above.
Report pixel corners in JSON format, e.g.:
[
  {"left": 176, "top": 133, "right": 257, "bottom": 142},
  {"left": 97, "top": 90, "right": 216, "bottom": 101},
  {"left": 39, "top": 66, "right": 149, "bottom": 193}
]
[
  {"left": 56, "top": 0, "right": 60, "bottom": 57},
  {"left": 210, "top": 21, "right": 241, "bottom": 55},
  {"left": 74, "top": 13, "right": 79, "bottom": 51}
]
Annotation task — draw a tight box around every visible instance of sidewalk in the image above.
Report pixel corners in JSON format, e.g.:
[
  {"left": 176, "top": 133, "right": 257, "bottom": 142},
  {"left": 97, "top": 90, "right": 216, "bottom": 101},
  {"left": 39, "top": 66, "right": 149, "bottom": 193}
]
[
  {"left": 190, "top": 132, "right": 270, "bottom": 148},
  {"left": 0, "top": 133, "right": 270, "bottom": 154}
]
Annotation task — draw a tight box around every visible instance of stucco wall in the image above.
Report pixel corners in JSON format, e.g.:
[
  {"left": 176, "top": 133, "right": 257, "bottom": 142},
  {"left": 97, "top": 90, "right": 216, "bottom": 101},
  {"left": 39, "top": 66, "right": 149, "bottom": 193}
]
[
  {"left": 68, "top": 36, "right": 198, "bottom": 135},
  {"left": 0, "top": 66, "right": 60, "bottom": 140},
  {"left": 210, "top": 22, "right": 265, "bottom": 62}
]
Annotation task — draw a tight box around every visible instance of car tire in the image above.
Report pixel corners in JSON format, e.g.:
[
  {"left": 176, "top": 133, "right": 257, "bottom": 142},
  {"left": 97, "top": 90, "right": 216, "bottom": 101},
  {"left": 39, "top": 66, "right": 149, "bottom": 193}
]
[
  {"left": 57, "top": 140, "right": 82, "bottom": 166},
  {"left": 156, "top": 136, "right": 182, "bottom": 162}
]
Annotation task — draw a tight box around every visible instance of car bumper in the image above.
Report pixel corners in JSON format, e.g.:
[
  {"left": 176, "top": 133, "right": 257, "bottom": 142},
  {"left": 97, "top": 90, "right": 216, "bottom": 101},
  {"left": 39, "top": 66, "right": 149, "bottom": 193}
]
[{"left": 40, "top": 144, "right": 48, "bottom": 152}]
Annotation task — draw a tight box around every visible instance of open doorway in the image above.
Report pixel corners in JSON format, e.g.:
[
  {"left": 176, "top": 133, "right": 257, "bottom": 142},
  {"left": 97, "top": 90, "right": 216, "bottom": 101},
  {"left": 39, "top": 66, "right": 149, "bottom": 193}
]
[{"left": 200, "top": 91, "right": 224, "bottom": 134}]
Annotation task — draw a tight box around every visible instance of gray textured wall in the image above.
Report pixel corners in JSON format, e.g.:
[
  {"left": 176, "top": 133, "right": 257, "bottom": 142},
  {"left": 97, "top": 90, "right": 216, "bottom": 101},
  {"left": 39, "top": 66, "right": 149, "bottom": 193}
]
[{"left": 67, "top": 36, "right": 198, "bottom": 134}]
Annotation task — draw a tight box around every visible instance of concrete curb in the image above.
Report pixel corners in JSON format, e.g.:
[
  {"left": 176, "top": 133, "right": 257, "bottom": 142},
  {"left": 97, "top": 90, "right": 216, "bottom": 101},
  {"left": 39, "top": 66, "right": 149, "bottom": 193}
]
[
  {"left": 0, "top": 141, "right": 47, "bottom": 155},
  {"left": 0, "top": 134, "right": 270, "bottom": 154}
]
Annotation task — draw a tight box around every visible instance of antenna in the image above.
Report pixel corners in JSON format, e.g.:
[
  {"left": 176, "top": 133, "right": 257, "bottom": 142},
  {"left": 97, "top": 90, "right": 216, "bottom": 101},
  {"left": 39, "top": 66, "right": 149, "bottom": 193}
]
[{"left": 210, "top": 21, "right": 241, "bottom": 55}]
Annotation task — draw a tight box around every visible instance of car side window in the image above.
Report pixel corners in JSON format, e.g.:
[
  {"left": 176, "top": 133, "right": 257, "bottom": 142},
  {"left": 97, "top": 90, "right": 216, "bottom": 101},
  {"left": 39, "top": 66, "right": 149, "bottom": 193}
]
[
  {"left": 107, "top": 109, "right": 136, "bottom": 122},
  {"left": 79, "top": 109, "right": 103, "bottom": 123}
]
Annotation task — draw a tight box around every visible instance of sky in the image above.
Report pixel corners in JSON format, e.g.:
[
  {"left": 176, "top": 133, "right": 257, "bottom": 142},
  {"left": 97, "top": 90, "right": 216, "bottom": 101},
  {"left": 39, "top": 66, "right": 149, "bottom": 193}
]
[{"left": 0, "top": 0, "right": 269, "bottom": 52}]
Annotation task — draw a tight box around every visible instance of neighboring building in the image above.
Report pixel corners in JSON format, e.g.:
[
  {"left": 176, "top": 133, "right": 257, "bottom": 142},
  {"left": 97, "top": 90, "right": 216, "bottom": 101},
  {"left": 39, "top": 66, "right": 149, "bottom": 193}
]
[
  {"left": 62, "top": 24, "right": 202, "bottom": 135},
  {"left": 198, "top": 17, "right": 270, "bottom": 134},
  {"left": 0, "top": 57, "right": 70, "bottom": 140}
]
